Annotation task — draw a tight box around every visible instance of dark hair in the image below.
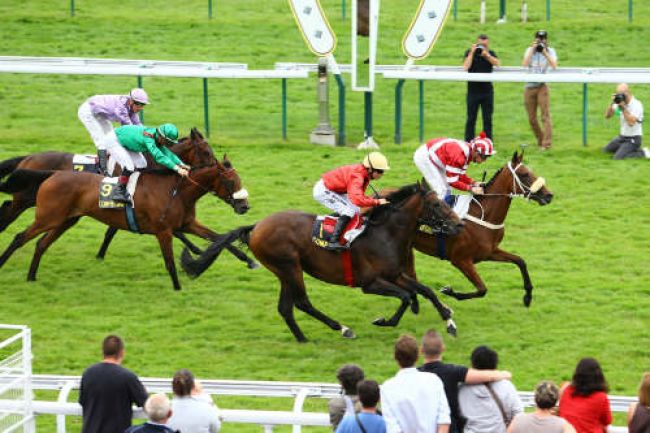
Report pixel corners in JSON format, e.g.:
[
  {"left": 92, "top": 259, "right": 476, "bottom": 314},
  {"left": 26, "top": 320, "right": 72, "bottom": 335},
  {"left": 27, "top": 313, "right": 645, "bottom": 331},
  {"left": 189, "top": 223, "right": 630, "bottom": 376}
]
[
  {"left": 638, "top": 373, "right": 650, "bottom": 407},
  {"left": 394, "top": 335, "right": 419, "bottom": 368},
  {"left": 172, "top": 369, "right": 195, "bottom": 397},
  {"left": 534, "top": 381, "right": 559, "bottom": 409},
  {"left": 336, "top": 364, "right": 365, "bottom": 395},
  {"left": 357, "top": 380, "right": 380, "bottom": 408},
  {"left": 571, "top": 358, "right": 608, "bottom": 396},
  {"left": 478, "top": 34, "right": 489, "bottom": 40},
  {"left": 470, "top": 345, "right": 498, "bottom": 370},
  {"left": 535, "top": 30, "right": 548, "bottom": 39},
  {"left": 102, "top": 335, "right": 124, "bottom": 358}
]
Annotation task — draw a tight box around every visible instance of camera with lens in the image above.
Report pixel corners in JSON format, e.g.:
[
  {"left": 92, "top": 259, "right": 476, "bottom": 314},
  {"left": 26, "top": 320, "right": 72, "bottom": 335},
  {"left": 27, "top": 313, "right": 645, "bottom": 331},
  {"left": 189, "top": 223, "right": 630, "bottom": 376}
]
[
  {"left": 535, "top": 42, "right": 546, "bottom": 53},
  {"left": 475, "top": 44, "right": 486, "bottom": 55},
  {"left": 613, "top": 93, "right": 626, "bottom": 104}
]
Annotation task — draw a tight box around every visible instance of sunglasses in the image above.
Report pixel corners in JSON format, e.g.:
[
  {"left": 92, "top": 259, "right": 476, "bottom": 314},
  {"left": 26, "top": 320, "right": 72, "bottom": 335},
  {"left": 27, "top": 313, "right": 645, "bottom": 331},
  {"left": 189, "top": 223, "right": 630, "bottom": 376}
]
[
  {"left": 374, "top": 169, "right": 385, "bottom": 174},
  {"left": 133, "top": 101, "right": 146, "bottom": 107}
]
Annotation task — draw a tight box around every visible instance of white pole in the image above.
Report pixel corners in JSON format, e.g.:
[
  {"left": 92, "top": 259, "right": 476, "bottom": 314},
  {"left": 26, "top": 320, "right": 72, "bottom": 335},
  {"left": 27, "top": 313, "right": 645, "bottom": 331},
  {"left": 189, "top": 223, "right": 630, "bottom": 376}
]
[
  {"left": 521, "top": 0, "right": 528, "bottom": 22},
  {"left": 480, "top": 0, "right": 486, "bottom": 24}
]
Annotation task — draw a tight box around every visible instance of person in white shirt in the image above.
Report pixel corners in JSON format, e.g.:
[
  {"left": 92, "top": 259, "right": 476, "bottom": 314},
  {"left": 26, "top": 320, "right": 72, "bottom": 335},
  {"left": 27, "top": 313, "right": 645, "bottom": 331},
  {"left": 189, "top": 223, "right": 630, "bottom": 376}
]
[
  {"left": 522, "top": 30, "right": 558, "bottom": 150},
  {"left": 603, "top": 83, "right": 646, "bottom": 159},
  {"left": 381, "top": 335, "right": 451, "bottom": 433},
  {"left": 167, "top": 369, "right": 221, "bottom": 433}
]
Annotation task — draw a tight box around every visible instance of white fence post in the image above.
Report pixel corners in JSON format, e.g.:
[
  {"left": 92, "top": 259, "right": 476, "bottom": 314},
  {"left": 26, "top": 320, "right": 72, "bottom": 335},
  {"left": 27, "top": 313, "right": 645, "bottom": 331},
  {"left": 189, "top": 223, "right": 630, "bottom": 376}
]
[{"left": 0, "top": 325, "right": 34, "bottom": 433}]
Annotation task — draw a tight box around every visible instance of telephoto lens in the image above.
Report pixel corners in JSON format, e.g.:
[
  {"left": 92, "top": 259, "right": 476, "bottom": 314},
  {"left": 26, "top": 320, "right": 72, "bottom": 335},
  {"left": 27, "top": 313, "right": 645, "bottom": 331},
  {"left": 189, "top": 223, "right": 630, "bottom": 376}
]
[{"left": 535, "top": 43, "right": 545, "bottom": 53}]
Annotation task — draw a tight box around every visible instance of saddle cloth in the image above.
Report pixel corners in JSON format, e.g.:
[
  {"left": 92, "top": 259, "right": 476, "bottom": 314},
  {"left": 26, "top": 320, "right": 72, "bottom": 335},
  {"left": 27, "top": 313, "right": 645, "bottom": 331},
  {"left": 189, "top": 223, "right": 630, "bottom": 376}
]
[
  {"left": 72, "top": 154, "right": 117, "bottom": 174},
  {"left": 98, "top": 172, "right": 141, "bottom": 209},
  {"left": 311, "top": 214, "right": 366, "bottom": 250}
]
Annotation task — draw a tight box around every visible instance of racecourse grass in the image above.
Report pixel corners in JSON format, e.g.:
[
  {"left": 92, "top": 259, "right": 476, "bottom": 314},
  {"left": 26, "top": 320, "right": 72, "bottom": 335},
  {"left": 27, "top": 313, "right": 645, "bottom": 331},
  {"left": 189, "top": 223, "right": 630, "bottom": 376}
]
[{"left": 1, "top": 0, "right": 649, "bottom": 431}]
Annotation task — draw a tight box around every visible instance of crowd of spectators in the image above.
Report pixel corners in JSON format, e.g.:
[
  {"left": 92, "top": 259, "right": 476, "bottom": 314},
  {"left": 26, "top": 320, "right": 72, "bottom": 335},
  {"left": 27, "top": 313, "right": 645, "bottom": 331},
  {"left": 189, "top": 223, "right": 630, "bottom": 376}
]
[{"left": 79, "top": 333, "right": 649, "bottom": 433}]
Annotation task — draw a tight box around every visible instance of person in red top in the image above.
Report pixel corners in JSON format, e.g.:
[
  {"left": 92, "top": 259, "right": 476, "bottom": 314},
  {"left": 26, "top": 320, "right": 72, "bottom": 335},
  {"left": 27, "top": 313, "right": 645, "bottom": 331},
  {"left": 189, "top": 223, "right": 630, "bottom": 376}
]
[
  {"left": 313, "top": 152, "right": 389, "bottom": 249},
  {"left": 413, "top": 132, "right": 495, "bottom": 203},
  {"left": 559, "top": 358, "right": 612, "bottom": 433}
]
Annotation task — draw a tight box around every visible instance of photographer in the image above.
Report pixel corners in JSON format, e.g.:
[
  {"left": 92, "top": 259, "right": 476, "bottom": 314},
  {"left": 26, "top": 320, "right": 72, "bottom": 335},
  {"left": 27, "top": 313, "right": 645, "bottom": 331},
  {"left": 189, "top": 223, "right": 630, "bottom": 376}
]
[
  {"left": 603, "top": 83, "right": 646, "bottom": 159},
  {"left": 522, "top": 30, "right": 558, "bottom": 150},
  {"left": 463, "top": 34, "right": 500, "bottom": 143}
]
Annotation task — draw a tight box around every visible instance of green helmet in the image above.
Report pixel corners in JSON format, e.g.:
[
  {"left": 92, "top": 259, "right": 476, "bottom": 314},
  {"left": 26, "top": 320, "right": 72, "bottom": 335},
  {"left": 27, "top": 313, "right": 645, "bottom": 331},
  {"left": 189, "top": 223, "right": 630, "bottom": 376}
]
[{"left": 156, "top": 123, "right": 179, "bottom": 144}]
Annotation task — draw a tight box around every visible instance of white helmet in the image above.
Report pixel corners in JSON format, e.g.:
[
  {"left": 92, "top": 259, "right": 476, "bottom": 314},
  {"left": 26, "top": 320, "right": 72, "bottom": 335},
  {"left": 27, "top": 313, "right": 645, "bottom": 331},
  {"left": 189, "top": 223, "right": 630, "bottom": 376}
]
[{"left": 362, "top": 152, "right": 390, "bottom": 171}]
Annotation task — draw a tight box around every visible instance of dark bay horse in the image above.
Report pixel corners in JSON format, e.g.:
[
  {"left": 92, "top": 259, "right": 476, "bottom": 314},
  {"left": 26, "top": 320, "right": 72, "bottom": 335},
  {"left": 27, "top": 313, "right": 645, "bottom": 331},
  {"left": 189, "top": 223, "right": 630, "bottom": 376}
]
[
  {"left": 181, "top": 183, "right": 464, "bottom": 342},
  {"left": 411, "top": 151, "right": 553, "bottom": 307},
  {"left": 0, "top": 129, "right": 257, "bottom": 268},
  {"left": 0, "top": 151, "right": 250, "bottom": 290}
]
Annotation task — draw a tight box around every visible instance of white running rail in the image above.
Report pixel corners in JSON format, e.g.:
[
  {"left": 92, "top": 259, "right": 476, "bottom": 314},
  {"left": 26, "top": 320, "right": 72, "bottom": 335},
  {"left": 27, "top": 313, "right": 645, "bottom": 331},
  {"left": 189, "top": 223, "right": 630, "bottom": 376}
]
[{"left": 0, "top": 325, "right": 34, "bottom": 433}]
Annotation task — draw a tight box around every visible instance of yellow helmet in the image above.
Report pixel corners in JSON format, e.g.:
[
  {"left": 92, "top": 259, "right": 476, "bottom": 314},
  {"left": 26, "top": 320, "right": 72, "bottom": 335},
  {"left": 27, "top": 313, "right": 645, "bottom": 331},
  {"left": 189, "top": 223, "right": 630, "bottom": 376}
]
[{"left": 362, "top": 152, "right": 390, "bottom": 171}]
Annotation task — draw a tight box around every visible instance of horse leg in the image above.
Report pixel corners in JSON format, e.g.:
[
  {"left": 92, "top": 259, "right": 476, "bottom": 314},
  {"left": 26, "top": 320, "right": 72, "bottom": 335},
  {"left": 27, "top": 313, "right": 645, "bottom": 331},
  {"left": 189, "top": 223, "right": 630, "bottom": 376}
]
[
  {"left": 395, "top": 273, "right": 457, "bottom": 336},
  {"left": 96, "top": 226, "right": 119, "bottom": 260},
  {"left": 155, "top": 230, "right": 182, "bottom": 291},
  {"left": 0, "top": 196, "right": 34, "bottom": 233},
  {"left": 28, "top": 217, "right": 81, "bottom": 281},
  {"left": 173, "top": 232, "right": 203, "bottom": 255},
  {"left": 440, "top": 259, "right": 488, "bottom": 301},
  {"left": 276, "top": 281, "right": 307, "bottom": 343},
  {"left": 405, "top": 249, "right": 420, "bottom": 315},
  {"left": 361, "top": 278, "right": 413, "bottom": 327},
  {"left": 182, "top": 219, "right": 259, "bottom": 269},
  {"left": 0, "top": 221, "right": 51, "bottom": 268},
  {"left": 488, "top": 248, "right": 534, "bottom": 307}
]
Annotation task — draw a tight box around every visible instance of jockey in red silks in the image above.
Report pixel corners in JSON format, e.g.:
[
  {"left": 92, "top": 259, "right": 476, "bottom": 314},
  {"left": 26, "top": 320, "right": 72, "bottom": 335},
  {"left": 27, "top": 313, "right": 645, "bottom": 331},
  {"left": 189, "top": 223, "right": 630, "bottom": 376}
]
[
  {"left": 413, "top": 132, "right": 495, "bottom": 204},
  {"left": 313, "top": 152, "right": 390, "bottom": 249}
]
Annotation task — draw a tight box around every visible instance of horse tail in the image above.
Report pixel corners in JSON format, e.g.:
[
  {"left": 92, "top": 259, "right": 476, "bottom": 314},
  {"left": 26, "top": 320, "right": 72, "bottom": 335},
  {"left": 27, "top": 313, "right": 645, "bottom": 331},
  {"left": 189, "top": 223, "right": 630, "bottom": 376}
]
[
  {"left": 0, "top": 156, "right": 27, "bottom": 180},
  {"left": 181, "top": 225, "right": 256, "bottom": 278},
  {"left": 0, "top": 169, "right": 55, "bottom": 194}
]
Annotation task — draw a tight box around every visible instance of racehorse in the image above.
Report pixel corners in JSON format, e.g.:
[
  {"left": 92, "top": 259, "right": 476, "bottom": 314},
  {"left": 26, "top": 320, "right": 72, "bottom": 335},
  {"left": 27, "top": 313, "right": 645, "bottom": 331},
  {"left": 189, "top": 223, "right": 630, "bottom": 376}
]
[
  {"left": 411, "top": 151, "right": 553, "bottom": 307},
  {"left": 0, "top": 128, "right": 257, "bottom": 269},
  {"left": 181, "top": 183, "right": 464, "bottom": 342},
  {"left": 0, "top": 147, "right": 250, "bottom": 291}
]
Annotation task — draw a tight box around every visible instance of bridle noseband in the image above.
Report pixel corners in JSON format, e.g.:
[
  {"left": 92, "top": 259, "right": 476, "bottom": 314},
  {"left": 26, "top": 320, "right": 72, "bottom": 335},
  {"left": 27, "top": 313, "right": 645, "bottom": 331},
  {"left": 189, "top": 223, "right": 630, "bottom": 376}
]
[{"left": 184, "top": 162, "right": 249, "bottom": 206}]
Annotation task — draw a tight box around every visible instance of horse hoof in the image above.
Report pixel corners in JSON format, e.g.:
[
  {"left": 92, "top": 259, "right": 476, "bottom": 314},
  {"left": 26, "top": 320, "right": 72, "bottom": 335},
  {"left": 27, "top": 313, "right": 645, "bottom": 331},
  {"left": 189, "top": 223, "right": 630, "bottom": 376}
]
[
  {"left": 440, "top": 286, "right": 453, "bottom": 297},
  {"left": 410, "top": 297, "right": 420, "bottom": 315},
  {"left": 523, "top": 294, "right": 532, "bottom": 308},
  {"left": 341, "top": 326, "right": 356, "bottom": 339},
  {"left": 372, "top": 317, "right": 387, "bottom": 326},
  {"left": 446, "top": 319, "right": 458, "bottom": 337},
  {"left": 247, "top": 261, "right": 260, "bottom": 270}
]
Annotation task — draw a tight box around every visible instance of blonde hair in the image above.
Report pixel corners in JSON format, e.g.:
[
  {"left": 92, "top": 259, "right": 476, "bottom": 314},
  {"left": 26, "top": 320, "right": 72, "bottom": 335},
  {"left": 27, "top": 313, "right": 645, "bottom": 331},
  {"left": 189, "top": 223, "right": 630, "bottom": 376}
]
[
  {"left": 144, "top": 393, "right": 171, "bottom": 423},
  {"left": 421, "top": 329, "right": 444, "bottom": 358}
]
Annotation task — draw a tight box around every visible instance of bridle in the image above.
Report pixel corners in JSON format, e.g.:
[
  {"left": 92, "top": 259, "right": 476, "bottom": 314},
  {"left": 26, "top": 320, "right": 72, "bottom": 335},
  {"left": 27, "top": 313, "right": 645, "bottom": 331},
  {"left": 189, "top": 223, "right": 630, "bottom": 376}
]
[
  {"left": 183, "top": 162, "right": 249, "bottom": 206},
  {"left": 418, "top": 191, "right": 459, "bottom": 234}
]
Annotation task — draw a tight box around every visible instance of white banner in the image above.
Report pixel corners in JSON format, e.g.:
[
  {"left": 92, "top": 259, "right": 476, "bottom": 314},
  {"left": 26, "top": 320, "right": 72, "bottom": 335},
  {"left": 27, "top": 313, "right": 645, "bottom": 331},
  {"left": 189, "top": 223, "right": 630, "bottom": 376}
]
[
  {"left": 402, "top": 0, "right": 452, "bottom": 60},
  {"left": 288, "top": 0, "right": 337, "bottom": 56}
]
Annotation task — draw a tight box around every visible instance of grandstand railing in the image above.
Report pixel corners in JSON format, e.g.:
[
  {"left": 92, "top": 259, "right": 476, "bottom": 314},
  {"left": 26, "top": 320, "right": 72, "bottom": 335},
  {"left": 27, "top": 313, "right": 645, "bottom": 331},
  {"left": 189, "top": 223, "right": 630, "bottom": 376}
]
[
  {"left": 0, "top": 325, "right": 34, "bottom": 433},
  {"left": 0, "top": 374, "right": 634, "bottom": 433}
]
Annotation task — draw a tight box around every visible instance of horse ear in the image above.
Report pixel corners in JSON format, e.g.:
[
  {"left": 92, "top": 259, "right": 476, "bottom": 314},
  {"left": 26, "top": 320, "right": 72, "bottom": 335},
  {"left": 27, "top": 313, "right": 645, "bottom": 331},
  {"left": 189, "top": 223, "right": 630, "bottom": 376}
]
[
  {"left": 223, "top": 153, "right": 229, "bottom": 161},
  {"left": 190, "top": 127, "right": 198, "bottom": 140},
  {"left": 511, "top": 151, "right": 519, "bottom": 164}
]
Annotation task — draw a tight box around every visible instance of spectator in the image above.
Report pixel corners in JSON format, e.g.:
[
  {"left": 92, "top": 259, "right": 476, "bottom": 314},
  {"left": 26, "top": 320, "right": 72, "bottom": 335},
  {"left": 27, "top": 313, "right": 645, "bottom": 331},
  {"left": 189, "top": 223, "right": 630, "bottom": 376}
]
[
  {"left": 79, "top": 335, "right": 148, "bottom": 433},
  {"left": 125, "top": 393, "right": 176, "bottom": 433},
  {"left": 168, "top": 369, "right": 221, "bottom": 433},
  {"left": 507, "top": 381, "right": 576, "bottom": 433},
  {"left": 336, "top": 380, "right": 386, "bottom": 433},
  {"left": 418, "top": 330, "right": 512, "bottom": 433},
  {"left": 603, "top": 83, "right": 647, "bottom": 159},
  {"left": 458, "top": 345, "right": 522, "bottom": 433},
  {"left": 627, "top": 372, "right": 650, "bottom": 433},
  {"left": 330, "top": 364, "right": 365, "bottom": 431},
  {"left": 463, "top": 34, "right": 500, "bottom": 143},
  {"left": 522, "top": 30, "right": 558, "bottom": 151},
  {"left": 381, "top": 334, "right": 450, "bottom": 433},
  {"left": 558, "top": 357, "right": 612, "bottom": 433}
]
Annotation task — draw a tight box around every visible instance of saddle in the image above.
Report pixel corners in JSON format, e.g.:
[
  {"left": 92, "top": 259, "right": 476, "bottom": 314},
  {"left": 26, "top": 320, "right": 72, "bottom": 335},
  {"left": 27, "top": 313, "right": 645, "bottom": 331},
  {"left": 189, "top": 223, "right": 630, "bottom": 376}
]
[
  {"left": 72, "top": 154, "right": 116, "bottom": 174},
  {"left": 98, "top": 172, "right": 141, "bottom": 209},
  {"left": 312, "top": 214, "right": 366, "bottom": 250}
]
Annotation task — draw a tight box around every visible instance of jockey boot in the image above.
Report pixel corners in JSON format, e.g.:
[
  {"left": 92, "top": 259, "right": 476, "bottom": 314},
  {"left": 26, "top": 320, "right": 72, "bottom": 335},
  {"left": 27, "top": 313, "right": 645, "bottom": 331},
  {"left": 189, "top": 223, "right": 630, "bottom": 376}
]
[
  {"left": 97, "top": 149, "right": 109, "bottom": 176},
  {"left": 328, "top": 215, "right": 351, "bottom": 249},
  {"left": 112, "top": 169, "right": 132, "bottom": 204}
]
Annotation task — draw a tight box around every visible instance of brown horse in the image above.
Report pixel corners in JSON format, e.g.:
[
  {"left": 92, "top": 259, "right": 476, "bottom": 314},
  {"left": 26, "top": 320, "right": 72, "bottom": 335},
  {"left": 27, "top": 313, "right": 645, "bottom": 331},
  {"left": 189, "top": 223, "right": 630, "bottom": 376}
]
[
  {"left": 181, "top": 183, "right": 464, "bottom": 342},
  {"left": 0, "top": 149, "right": 250, "bottom": 290},
  {"left": 0, "top": 129, "right": 257, "bottom": 268},
  {"left": 411, "top": 151, "right": 553, "bottom": 307}
]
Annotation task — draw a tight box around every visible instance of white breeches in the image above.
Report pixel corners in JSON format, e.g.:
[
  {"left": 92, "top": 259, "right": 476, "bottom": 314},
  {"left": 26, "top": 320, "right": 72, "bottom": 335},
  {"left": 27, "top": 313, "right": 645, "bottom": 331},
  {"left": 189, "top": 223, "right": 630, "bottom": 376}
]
[
  {"left": 313, "top": 179, "right": 359, "bottom": 217},
  {"left": 101, "top": 130, "right": 147, "bottom": 172},
  {"left": 78, "top": 101, "right": 114, "bottom": 150},
  {"left": 413, "top": 145, "right": 451, "bottom": 199}
]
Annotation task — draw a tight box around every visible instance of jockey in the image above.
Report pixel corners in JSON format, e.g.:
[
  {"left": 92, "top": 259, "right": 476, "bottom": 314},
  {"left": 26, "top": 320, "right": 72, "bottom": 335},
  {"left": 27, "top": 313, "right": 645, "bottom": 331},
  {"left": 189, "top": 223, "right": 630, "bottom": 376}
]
[
  {"left": 78, "top": 88, "right": 150, "bottom": 176},
  {"left": 413, "top": 132, "right": 495, "bottom": 203},
  {"left": 313, "top": 152, "right": 390, "bottom": 249},
  {"left": 101, "top": 123, "right": 190, "bottom": 203}
]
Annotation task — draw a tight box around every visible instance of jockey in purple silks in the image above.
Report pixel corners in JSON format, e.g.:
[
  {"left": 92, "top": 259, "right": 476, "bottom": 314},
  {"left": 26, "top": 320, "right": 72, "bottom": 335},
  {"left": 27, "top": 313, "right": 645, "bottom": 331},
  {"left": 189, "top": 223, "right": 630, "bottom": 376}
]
[{"left": 78, "top": 88, "right": 150, "bottom": 176}]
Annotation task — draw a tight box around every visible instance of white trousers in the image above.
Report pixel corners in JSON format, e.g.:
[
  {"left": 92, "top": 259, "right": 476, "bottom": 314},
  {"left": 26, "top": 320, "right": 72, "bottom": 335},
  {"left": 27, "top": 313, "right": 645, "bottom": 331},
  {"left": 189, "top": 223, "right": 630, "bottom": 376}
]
[
  {"left": 78, "top": 101, "right": 113, "bottom": 150},
  {"left": 312, "top": 179, "right": 359, "bottom": 217},
  {"left": 101, "top": 130, "right": 147, "bottom": 172},
  {"left": 413, "top": 145, "right": 451, "bottom": 198}
]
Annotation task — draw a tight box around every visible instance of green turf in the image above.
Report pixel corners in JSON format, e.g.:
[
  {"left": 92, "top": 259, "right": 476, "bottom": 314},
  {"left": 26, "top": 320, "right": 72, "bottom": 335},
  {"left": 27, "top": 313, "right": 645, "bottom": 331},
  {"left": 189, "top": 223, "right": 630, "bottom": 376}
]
[{"left": 1, "top": 0, "right": 649, "bottom": 431}]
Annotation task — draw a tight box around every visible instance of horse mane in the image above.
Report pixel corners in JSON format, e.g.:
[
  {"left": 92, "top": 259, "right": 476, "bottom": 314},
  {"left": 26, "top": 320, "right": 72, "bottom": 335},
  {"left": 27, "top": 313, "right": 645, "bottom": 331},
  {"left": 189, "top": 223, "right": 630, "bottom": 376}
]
[
  {"left": 484, "top": 166, "right": 504, "bottom": 189},
  {"left": 366, "top": 183, "right": 420, "bottom": 223}
]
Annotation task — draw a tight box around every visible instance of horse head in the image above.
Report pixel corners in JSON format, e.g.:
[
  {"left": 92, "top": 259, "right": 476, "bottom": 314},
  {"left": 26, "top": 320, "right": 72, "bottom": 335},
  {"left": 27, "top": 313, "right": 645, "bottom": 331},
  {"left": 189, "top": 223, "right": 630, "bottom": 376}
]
[
  {"left": 419, "top": 182, "right": 464, "bottom": 235},
  {"left": 209, "top": 153, "right": 250, "bottom": 215},
  {"left": 505, "top": 151, "right": 554, "bottom": 205},
  {"left": 170, "top": 127, "right": 216, "bottom": 168}
]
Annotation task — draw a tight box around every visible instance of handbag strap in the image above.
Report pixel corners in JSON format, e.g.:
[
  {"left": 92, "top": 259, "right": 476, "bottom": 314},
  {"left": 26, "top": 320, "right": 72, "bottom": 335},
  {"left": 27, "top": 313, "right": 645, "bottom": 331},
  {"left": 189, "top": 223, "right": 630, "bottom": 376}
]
[
  {"left": 485, "top": 383, "right": 509, "bottom": 426},
  {"left": 355, "top": 413, "right": 369, "bottom": 433}
]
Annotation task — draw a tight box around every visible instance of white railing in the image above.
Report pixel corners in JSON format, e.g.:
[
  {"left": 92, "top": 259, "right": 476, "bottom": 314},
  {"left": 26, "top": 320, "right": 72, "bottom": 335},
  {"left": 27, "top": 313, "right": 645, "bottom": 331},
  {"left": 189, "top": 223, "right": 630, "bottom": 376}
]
[
  {"left": 0, "top": 374, "right": 634, "bottom": 433},
  {"left": 0, "top": 325, "right": 34, "bottom": 433}
]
